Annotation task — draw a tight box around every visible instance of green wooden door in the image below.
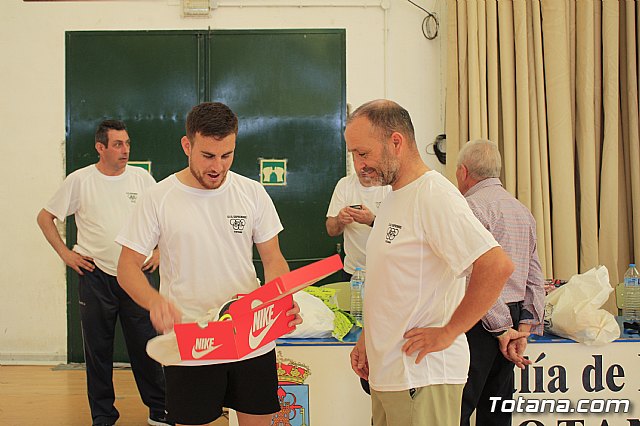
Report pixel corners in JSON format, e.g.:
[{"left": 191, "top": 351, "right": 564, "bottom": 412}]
[
  {"left": 66, "top": 31, "right": 204, "bottom": 362},
  {"left": 207, "top": 30, "right": 346, "bottom": 272},
  {"left": 65, "top": 29, "right": 345, "bottom": 363}
]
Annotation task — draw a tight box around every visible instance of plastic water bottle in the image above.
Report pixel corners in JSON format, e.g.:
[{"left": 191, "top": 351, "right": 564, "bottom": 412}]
[
  {"left": 623, "top": 263, "right": 640, "bottom": 322},
  {"left": 350, "top": 267, "right": 365, "bottom": 323}
]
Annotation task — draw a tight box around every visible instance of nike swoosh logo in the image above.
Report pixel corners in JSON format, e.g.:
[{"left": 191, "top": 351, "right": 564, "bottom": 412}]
[
  {"left": 248, "top": 311, "right": 282, "bottom": 350},
  {"left": 191, "top": 344, "right": 223, "bottom": 359}
]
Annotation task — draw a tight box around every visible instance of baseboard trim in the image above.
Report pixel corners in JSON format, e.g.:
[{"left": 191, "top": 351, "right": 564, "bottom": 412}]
[{"left": 0, "top": 352, "right": 66, "bottom": 365}]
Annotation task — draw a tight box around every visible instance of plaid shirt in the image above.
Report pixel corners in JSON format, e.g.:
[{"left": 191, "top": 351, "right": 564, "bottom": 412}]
[{"left": 465, "top": 178, "right": 545, "bottom": 335}]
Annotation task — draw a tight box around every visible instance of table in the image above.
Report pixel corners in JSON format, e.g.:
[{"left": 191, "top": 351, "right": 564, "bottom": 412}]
[
  {"left": 511, "top": 319, "right": 640, "bottom": 425},
  {"left": 230, "top": 320, "right": 640, "bottom": 426},
  {"left": 229, "top": 329, "right": 371, "bottom": 426}
]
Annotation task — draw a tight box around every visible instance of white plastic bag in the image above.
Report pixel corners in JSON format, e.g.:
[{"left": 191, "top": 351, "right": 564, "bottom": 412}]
[
  {"left": 282, "top": 290, "right": 335, "bottom": 338},
  {"left": 544, "top": 265, "right": 620, "bottom": 345}
]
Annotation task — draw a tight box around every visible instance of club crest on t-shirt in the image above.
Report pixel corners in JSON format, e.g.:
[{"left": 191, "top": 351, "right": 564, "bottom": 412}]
[
  {"left": 228, "top": 215, "right": 247, "bottom": 233},
  {"left": 125, "top": 192, "right": 139, "bottom": 203},
  {"left": 385, "top": 223, "right": 402, "bottom": 243}
]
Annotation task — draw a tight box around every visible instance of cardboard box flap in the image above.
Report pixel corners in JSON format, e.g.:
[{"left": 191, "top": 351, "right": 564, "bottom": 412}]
[
  {"left": 275, "top": 254, "right": 343, "bottom": 295},
  {"left": 230, "top": 254, "right": 343, "bottom": 313},
  {"left": 171, "top": 255, "right": 343, "bottom": 361}
]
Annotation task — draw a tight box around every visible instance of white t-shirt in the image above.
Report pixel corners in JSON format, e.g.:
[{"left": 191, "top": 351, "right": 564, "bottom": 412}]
[
  {"left": 364, "top": 171, "right": 499, "bottom": 391},
  {"left": 45, "top": 164, "right": 156, "bottom": 276},
  {"left": 116, "top": 171, "right": 283, "bottom": 364},
  {"left": 326, "top": 175, "right": 391, "bottom": 274}
]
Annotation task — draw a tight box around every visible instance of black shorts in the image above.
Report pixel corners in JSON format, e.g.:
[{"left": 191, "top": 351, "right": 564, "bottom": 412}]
[{"left": 164, "top": 349, "right": 280, "bottom": 425}]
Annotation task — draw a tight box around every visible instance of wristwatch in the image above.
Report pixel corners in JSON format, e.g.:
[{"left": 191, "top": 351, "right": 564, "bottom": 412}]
[{"left": 490, "top": 329, "right": 508, "bottom": 338}]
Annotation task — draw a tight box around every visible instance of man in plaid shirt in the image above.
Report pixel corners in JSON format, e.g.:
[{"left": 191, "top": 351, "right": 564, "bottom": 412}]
[{"left": 456, "top": 139, "right": 546, "bottom": 426}]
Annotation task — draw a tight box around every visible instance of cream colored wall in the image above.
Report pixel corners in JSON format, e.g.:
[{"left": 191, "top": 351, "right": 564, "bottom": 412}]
[{"left": 0, "top": 0, "right": 445, "bottom": 362}]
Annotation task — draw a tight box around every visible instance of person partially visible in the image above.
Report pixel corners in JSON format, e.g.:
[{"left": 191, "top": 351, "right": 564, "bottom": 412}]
[
  {"left": 347, "top": 100, "right": 515, "bottom": 426},
  {"left": 37, "top": 120, "right": 169, "bottom": 426},
  {"left": 456, "top": 139, "right": 545, "bottom": 426},
  {"left": 326, "top": 164, "right": 390, "bottom": 397},
  {"left": 326, "top": 169, "right": 391, "bottom": 281},
  {"left": 116, "top": 102, "right": 302, "bottom": 426}
]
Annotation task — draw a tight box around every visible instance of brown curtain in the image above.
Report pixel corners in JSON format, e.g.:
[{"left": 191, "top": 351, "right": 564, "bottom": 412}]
[{"left": 445, "top": 0, "right": 640, "bottom": 313}]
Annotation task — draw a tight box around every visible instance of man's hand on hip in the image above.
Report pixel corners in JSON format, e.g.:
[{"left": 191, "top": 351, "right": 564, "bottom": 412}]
[
  {"left": 61, "top": 249, "right": 94, "bottom": 275},
  {"left": 402, "top": 326, "right": 457, "bottom": 364}
]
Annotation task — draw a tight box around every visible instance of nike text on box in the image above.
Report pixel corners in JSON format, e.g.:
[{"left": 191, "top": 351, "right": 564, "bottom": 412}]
[{"left": 173, "top": 254, "right": 343, "bottom": 361}]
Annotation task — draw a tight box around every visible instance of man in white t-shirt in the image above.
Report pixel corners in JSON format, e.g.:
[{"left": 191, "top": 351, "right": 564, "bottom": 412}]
[
  {"left": 326, "top": 172, "right": 391, "bottom": 281},
  {"left": 346, "top": 100, "right": 515, "bottom": 426},
  {"left": 116, "top": 102, "right": 302, "bottom": 426},
  {"left": 37, "top": 120, "right": 169, "bottom": 426}
]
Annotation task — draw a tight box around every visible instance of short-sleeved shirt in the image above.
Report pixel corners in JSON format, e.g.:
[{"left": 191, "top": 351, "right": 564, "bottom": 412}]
[
  {"left": 45, "top": 164, "right": 156, "bottom": 276},
  {"left": 365, "top": 171, "right": 499, "bottom": 391},
  {"left": 116, "top": 171, "right": 283, "bottom": 365},
  {"left": 326, "top": 175, "right": 391, "bottom": 274}
]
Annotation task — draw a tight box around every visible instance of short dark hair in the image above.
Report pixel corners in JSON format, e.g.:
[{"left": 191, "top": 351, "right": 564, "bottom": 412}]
[
  {"left": 347, "top": 99, "right": 415, "bottom": 143},
  {"left": 186, "top": 102, "right": 239, "bottom": 141},
  {"left": 95, "top": 120, "right": 127, "bottom": 147}
]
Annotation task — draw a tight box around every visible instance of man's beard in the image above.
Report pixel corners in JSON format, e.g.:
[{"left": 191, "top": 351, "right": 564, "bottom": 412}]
[
  {"left": 376, "top": 145, "right": 400, "bottom": 186},
  {"left": 359, "top": 170, "right": 377, "bottom": 186},
  {"left": 190, "top": 163, "right": 226, "bottom": 189}
]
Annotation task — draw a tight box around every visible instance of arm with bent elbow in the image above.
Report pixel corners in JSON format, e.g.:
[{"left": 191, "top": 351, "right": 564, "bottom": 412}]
[
  {"left": 37, "top": 208, "right": 95, "bottom": 275},
  {"left": 402, "top": 246, "right": 514, "bottom": 363},
  {"left": 326, "top": 215, "right": 346, "bottom": 236},
  {"left": 117, "top": 245, "right": 181, "bottom": 334}
]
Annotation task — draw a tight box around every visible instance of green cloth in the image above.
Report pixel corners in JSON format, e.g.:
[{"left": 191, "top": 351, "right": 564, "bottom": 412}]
[{"left": 304, "top": 287, "right": 359, "bottom": 341}]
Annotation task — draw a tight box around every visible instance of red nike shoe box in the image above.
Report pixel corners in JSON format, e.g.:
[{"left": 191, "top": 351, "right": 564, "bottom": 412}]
[{"left": 173, "top": 254, "right": 343, "bottom": 361}]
